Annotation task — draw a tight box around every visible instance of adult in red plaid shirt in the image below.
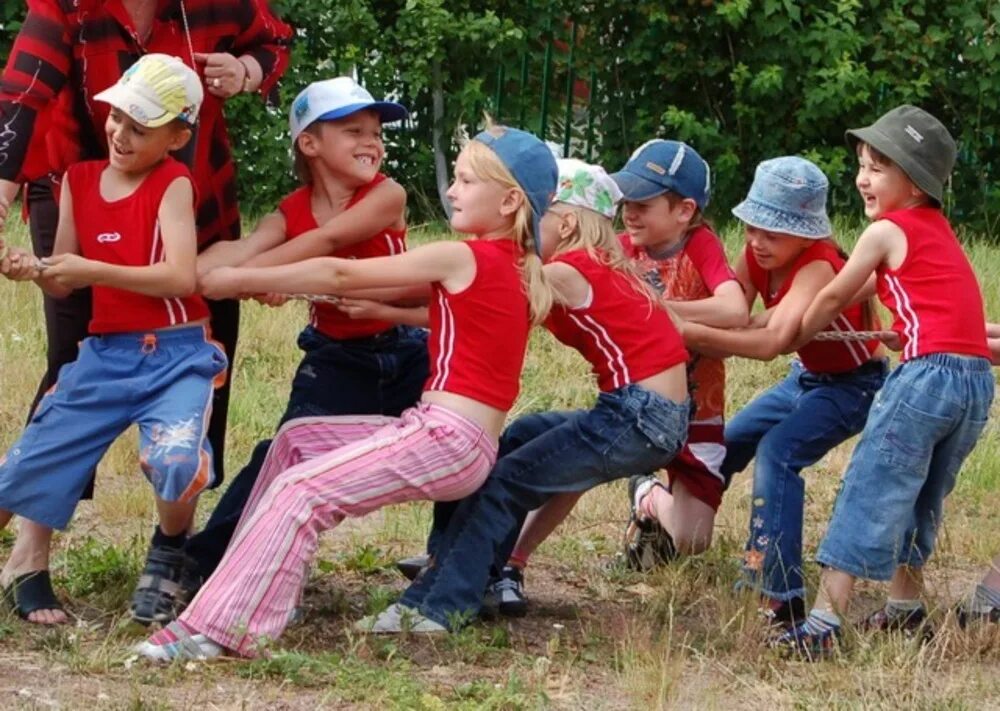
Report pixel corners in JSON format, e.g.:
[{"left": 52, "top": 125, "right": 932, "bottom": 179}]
[{"left": 0, "top": 0, "right": 292, "bottom": 624}]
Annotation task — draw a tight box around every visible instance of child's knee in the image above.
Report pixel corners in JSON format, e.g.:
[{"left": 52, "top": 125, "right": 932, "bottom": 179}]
[{"left": 142, "top": 448, "right": 211, "bottom": 502}]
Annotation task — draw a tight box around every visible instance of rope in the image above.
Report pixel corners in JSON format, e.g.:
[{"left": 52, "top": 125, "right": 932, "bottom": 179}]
[
  {"left": 281, "top": 293, "right": 342, "bottom": 305},
  {"left": 812, "top": 330, "right": 894, "bottom": 342}
]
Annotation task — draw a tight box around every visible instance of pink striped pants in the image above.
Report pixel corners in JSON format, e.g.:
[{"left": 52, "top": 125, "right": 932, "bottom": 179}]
[{"left": 179, "top": 402, "right": 497, "bottom": 656}]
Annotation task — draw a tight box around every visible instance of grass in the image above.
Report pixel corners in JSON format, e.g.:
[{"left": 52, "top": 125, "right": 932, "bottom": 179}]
[{"left": 0, "top": 214, "right": 998, "bottom": 709}]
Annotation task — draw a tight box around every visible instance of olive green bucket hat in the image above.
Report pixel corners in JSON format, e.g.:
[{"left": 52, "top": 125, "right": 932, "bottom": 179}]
[{"left": 845, "top": 104, "right": 956, "bottom": 205}]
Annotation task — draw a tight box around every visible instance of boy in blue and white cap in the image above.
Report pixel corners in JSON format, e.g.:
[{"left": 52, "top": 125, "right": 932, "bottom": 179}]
[{"left": 180, "top": 77, "right": 431, "bottom": 598}]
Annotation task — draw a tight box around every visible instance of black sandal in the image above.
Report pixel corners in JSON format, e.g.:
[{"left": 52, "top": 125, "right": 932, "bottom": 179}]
[
  {"left": 130, "top": 545, "right": 196, "bottom": 626},
  {"left": 2, "top": 570, "right": 67, "bottom": 622}
]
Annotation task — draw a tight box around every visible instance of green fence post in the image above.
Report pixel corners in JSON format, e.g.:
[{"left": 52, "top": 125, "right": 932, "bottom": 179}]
[
  {"left": 494, "top": 64, "right": 505, "bottom": 122},
  {"left": 562, "top": 20, "right": 578, "bottom": 158},
  {"left": 518, "top": 53, "right": 529, "bottom": 130},
  {"left": 586, "top": 68, "right": 597, "bottom": 162},
  {"left": 539, "top": 12, "right": 553, "bottom": 141}
]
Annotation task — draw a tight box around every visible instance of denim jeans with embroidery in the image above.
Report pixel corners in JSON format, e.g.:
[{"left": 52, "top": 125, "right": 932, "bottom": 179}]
[{"left": 721, "top": 359, "right": 888, "bottom": 601}]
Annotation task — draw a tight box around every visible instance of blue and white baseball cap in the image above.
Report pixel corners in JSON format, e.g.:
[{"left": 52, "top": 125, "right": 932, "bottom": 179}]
[
  {"left": 289, "top": 77, "right": 408, "bottom": 141},
  {"left": 610, "top": 139, "right": 711, "bottom": 209}
]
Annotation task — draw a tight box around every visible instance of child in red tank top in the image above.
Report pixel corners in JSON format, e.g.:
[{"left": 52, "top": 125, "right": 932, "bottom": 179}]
[
  {"left": 179, "top": 77, "right": 432, "bottom": 595},
  {"left": 378, "top": 158, "right": 692, "bottom": 631},
  {"left": 679, "top": 156, "right": 888, "bottom": 628},
  {"left": 780, "top": 106, "right": 994, "bottom": 658},
  {"left": 0, "top": 55, "right": 227, "bottom": 627},
  {"left": 136, "top": 125, "right": 557, "bottom": 659}
]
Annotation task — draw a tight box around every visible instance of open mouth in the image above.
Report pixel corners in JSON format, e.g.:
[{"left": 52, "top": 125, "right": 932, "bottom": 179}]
[{"left": 355, "top": 155, "right": 377, "bottom": 167}]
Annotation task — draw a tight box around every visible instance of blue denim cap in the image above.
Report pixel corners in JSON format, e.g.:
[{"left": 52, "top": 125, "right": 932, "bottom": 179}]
[
  {"left": 731, "top": 156, "right": 832, "bottom": 239},
  {"left": 474, "top": 127, "right": 558, "bottom": 255},
  {"left": 610, "top": 139, "right": 711, "bottom": 209}
]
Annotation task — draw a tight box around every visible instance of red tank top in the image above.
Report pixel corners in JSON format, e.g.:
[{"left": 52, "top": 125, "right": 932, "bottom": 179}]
[
  {"left": 68, "top": 158, "right": 209, "bottom": 334},
  {"left": 545, "top": 249, "right": 688, "bottom": 392},
  {"left": 746, "top": 241, "right": 879, "bottom": 373},
  {"left": 876, "top": 207, "right": 989, "bottom": 361},
  {"left": 280, "top": 174, "right": 407, "bottom": 339},
  {"left": 424, "top": 239, "right": 531, "bottom": 410}
]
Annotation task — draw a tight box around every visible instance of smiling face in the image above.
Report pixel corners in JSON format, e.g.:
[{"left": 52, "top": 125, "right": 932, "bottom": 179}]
[
  {"left": 855, "top": 143, "right": 925, "bottom": 220},
  {"left": 104, "top": 108, "right": 190, "bottom": 175},
  {"left": 743, "top": 226, "right": 812, "bottom": 271},
  {"left": 298, "top": 109, "right": 385, "bottom": 186},
  {"left": 620, "top": 193, "right": 696, "bottom": 249}
]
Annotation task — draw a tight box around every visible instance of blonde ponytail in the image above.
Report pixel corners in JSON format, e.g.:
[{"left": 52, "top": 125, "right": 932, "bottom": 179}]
[{"left": 462, "top": 139, "right": 553, "bottom": 324}]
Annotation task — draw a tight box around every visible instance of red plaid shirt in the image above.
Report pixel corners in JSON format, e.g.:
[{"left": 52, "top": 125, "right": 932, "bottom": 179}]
[{"left": 0, "top": 0, "right": 292, "bottom": 247}]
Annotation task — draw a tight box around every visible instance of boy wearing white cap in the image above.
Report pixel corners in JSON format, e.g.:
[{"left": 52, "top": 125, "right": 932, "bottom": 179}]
[
  {"left": 179, "top": 76, "right": 430, "bottom": 599},
  {"left": 0, "top": 54, "right": 228, "bottom": 626}
]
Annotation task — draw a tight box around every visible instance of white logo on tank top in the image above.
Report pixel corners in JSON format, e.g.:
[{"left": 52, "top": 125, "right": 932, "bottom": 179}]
[{"left": 97, "top": 232, "right": 122, "bottom": 243}]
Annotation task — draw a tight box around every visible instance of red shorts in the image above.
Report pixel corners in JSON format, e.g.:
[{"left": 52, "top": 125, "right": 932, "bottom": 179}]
[{"left": 665, "top": 419, "right": 726, "bottom": 511}]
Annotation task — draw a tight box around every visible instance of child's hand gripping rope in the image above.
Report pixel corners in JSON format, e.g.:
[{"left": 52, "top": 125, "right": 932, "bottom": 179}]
[{"left": 0, "top": 243, "right": 45, "bottom": 281}]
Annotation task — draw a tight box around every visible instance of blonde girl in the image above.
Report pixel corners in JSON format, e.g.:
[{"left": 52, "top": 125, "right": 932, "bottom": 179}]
[
  {"left": 371, "top": 158, "right": 691, "bottom": 633},
  {"left": 136, "top": 125, "right": 557, "bottom": 658}
]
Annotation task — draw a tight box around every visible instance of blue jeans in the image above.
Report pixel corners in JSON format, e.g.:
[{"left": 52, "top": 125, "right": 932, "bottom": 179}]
[
  {"left": 185, "top": 325, "right": 429, "bottom": 580},
  {"left": 399, "top": 384, "right": 690, "bottom": 630},
  {"left": 817, "top": 354, "right": 993, "bottom": 581},
  {"left": 721, "top": 359, "right": 888, "bottom": 600}
]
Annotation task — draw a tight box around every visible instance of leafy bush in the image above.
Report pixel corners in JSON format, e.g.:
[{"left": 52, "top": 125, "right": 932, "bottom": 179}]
[{"left": 4, "top": 2, "right": 1000, "bottom": 233}]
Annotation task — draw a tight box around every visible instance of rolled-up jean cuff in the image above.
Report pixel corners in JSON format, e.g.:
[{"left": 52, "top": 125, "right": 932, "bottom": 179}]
[{"left": 815, "top": 550, "right": 895, "bottom": 582}]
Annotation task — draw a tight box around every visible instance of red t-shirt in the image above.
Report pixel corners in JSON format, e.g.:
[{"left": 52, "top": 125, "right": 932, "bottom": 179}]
[
  {"left": 620, "top": 226, "right": 734, "bottom": 421},
  {"left": 279, "top": 174, "right": 406, "bottom": 340},
  {"left": 68, "top": 157, "right": 209, "bottom": 334},
  {"left": 545, "top": 249, "right": 688, "bottom": 392},
  {"left": 424, "top": 239, "right": 531, "bottom": 410},
  {"left": 876, "top": 207, "right": 990, "bottom": 361},
  {"left": 746, "top": 240, "right": 880, "bottom": 373}
]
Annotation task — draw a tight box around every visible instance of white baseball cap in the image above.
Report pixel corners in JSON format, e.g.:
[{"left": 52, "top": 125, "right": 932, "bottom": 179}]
[
  {"left": 94, "top": 53, "right": 202, "bottom": 128},
  {"left": 289, "top": 77, "right": 408, "bottom": 141}
]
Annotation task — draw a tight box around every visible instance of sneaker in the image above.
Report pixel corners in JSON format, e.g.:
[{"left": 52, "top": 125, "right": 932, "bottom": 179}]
[
  {"left": 761, "top": 596, "right": 807, "bottom": 629},
  {"left": 488, "top": 566, "right": 528, "bottom": 618},
  {"left": 955, "top": 603, "right": 1000, "bottom": 629},
  {"left": 133, "top": 621, "right": 224, "bottom": 661},
  {"left": 395, "top": 554, "right": 431, "bottom": 582},
  {"left": 859, "top": 606, "right": 933, "bottom": 641},
  {"left": 623, "top": 475, "right": 677, "bottom": 572},
  {"left": 770, "top": 619, "right": 840, "bottom": 661},
  {"left": 354, "top": 603, "right": 447, "bottom": 634}
]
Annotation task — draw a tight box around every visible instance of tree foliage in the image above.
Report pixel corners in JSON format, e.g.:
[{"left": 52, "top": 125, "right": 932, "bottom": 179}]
[{"left": 3, "top": 1, "right": 999, "bottom": 231}]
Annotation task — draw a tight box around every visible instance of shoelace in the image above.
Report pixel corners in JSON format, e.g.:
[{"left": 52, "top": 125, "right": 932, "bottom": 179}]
[{"left": 494, "top": 576, "right": 522, "bottom": 593}]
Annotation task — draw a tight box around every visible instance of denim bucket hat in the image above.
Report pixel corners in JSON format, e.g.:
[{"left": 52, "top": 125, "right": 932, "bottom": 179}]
[
  {"left": 845, "top": 104, "right": 956, "bottom": 205},
  {"left": 731, "top": 156, "right": 832, "bottom": 239},
  {"left": 474, "top": 127, "right": 558, "bottom": 255}
]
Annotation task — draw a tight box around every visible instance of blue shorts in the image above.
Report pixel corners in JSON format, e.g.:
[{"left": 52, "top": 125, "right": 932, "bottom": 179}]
[
  {"left": 817, "top": 354, "right": 993, "bottom": 580},
  {"left": 0, "top": 325, "right": 228, "bottom": 529}
]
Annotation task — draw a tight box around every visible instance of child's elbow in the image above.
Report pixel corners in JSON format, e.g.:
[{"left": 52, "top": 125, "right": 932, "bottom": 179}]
[
  {"left": 726, "top": 304, "right": 750, "bottom": 328},
  {"left": 168, "top": 274, "right": 198, "bottom": 298}
]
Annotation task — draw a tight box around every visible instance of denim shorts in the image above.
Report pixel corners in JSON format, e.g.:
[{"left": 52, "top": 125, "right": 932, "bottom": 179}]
[{"left": 817, "top": 354, "right": 994, "bottom": 580}]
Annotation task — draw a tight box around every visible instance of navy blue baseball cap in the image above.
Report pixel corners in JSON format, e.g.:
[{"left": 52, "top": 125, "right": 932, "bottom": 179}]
[
  {"left": 610, "top": 139, "right": 711, "bottom": 209},
  {"left": 474, "top": 126, "right": 558, "bottom": 255}
]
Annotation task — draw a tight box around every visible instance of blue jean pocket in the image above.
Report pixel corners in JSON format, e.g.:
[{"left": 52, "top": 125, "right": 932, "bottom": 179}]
[
  {"left": 877, "top": 399, "right": 953, "bottom": 469},
  {"left": 634, "top": 398, "right": 689, "bottom": 453}
]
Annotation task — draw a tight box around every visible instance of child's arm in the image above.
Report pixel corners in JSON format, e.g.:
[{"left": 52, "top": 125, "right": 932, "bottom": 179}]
[
  {"left": 665, "top": 233, "right": 749, "bottom": 327},
  {"left": 682, "top": 260, "right": 836, "bottom": 361},
  {"left": 668, "top": 280, "right": 747, "bottom": 327},
  {"left": 243, "top": 179, "right": 406, "bottom": 268},
  {"left": 798, "top": 221, "right": 901, "bottom": 344},
  {"left": 337, "top": 297, "right": 429, "bottom": 327},
  {"left": 42, "top": 177, "right": 198, "bottom": 298},
  {"left": 201, "top": 239, "right": 474, "bottom": 300},
  {"left": 196, "top": 211, "right": 287, "bottom": 277},
  {"left": 986, "top": 322, "right": 1000, "bottom": 365},
  {"left": 544, "top": 261, "right": 591, "bottom": 308}
]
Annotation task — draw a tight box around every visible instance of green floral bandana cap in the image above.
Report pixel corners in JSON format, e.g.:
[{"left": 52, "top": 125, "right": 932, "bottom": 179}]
[{"left": 554, "top": 158, "right": 623, "bottom": 219}]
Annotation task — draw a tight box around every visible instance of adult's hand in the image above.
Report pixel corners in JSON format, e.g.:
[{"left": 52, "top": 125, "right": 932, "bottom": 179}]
[{"left": 194, "top": 52, "right": 249, "bottom": 99}]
